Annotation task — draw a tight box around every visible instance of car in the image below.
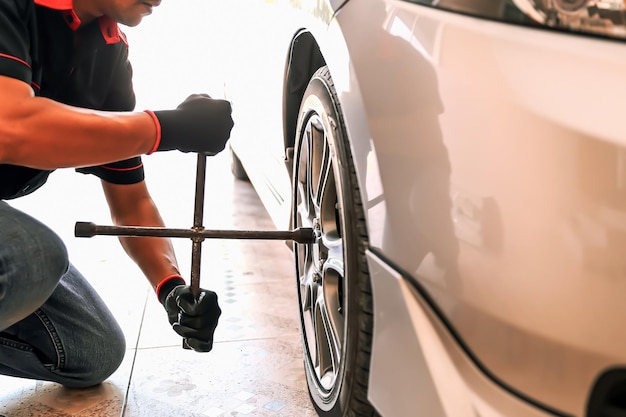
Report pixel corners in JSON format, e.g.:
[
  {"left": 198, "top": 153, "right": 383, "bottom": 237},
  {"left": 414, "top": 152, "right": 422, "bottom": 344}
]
[{"left": 220, "top": 0, "right": 626, "bottom": 416}]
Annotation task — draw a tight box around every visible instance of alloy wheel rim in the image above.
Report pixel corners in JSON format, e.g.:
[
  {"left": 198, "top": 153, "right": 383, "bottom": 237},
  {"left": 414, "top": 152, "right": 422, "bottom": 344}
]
[{"left": 295, "top": 112, "right": 345, "bottom": 393}]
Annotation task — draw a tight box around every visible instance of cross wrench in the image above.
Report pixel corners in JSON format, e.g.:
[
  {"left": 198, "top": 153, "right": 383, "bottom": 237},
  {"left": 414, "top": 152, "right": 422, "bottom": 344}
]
[{"left": 74, "top": 153, "right": 314, "bottom": 347}]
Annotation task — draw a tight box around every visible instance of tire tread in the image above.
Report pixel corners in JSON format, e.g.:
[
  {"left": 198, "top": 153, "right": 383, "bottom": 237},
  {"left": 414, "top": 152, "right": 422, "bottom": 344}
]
[{"left": 316, "top": 66, "right": 376, "bottom": 416}]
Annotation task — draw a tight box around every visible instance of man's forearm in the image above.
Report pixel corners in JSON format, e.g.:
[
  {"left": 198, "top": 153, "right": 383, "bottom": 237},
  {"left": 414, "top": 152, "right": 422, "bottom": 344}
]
[
  {"left": 118, "top": 233, "right": 181, "bottom": 291},
  {"left": 0, "top": 98, "right": 156, "bottom": 169},
  {"left": 0, "top": 77, "right": 156, "bottom": 169},
  {"left": 103, "top": 181, "right": 181, "bottom": 291},
  {"left": 114, "top": 214, "right": 181, "bottom": 291}
]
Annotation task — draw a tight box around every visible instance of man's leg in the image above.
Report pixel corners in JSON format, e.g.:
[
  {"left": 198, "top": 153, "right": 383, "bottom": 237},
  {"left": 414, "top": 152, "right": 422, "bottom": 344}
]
[
  {"left": 0, "top": 202, "right": 126, "bottom": 387},
  {"left": 0, "top": 201, "right": 69, "bottom": 330}
]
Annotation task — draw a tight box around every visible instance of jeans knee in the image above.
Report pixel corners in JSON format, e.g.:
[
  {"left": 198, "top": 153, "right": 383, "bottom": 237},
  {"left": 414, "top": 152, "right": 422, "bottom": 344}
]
[
  {"left": 66, "top": 329, "right": 126, "bottom": 388},
  {"left": 2, "top": 214, "right": 69, "bottom": 281},
  {"left": 97, "top": 333, "right": 126, "bottom": 383},
  {"left": 37, "top": 230, "right": 70, "bottom": 283},
  {"left": 26, "top": 215, "right": 69, "bottom": 278}
]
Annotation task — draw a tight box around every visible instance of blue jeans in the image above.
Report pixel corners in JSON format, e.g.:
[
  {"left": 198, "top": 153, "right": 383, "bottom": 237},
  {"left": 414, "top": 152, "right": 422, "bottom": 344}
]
[{"left": 0, "top": 201, "right": 125, "bottom": 388}]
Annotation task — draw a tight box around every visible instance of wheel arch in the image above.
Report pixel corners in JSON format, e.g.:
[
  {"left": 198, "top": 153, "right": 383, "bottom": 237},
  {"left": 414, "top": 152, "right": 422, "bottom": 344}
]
[
  {"left": 282, "top": 29, "right": 326, "bottom": 164},
  {"left": 281, "top": 0, "right": 354, "bottom": 156},
  {"left": 281, "top": 25, "right": 382, "bottom": 226}
]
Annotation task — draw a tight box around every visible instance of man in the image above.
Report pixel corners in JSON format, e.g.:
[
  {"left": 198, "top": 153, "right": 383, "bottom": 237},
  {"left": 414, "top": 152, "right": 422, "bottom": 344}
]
[{"left": 0, "top": 0, "right": 233, "bottom": 388}]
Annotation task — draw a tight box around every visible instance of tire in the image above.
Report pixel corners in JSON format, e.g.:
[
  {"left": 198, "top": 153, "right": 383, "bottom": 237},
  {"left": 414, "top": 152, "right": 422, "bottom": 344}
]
[
  {"left": 292, "top": 66, "right": 377, "bottom": 416},
  {"left": 230, "top": 146, "right": 249, "bottom": 181}
]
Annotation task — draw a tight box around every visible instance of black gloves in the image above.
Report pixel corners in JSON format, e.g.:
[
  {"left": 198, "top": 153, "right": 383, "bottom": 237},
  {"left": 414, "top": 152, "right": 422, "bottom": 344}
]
[
  {"left": 146, "top": 94, "right": 234, "bottom": 154},
  {"left": 157, "top": 275, "right": 221, "bottom": 352}
]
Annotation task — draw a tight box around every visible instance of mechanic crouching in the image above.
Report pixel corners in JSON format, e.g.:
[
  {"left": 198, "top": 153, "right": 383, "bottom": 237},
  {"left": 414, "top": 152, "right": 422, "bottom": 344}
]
[{"left": 0, "top": 0, "right": 232, "bottom": 388}]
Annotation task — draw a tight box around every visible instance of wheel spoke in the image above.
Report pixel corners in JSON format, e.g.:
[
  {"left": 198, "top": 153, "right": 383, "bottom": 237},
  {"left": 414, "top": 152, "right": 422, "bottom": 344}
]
[
  {"left": 297, "top": 123, "right": 313, "bottom": 222},
  {"left": 321, "top": 265, "right": 343, "bottom": 363},
  {"left": 314, "top": 291, "right": 340, "bottom": 388},
  {"left": 320, "top": 230, "right": 344, "bottom": 361},
  {"left": 298, "top": 252, "right": 313, "bottom": 309},
  {"left": 308, "top": 116, "right": 327, "bottom": 210}
]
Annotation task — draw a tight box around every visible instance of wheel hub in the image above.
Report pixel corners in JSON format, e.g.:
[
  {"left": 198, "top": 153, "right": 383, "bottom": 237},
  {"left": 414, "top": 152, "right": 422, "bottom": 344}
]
[{"left": 312, "top": 218, "right": 325, "bottom": 274}]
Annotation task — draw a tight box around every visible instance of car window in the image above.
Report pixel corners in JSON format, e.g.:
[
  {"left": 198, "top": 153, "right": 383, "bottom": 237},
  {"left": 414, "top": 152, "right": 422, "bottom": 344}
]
[{"left": 403, "top": 0, "right": 626, "bottom": 41}]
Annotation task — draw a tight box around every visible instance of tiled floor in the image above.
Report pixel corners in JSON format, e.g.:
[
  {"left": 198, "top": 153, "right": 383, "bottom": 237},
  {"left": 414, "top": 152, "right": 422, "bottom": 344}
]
[{"left": 0, "top": 152, "right": 317, "bottom": 417}]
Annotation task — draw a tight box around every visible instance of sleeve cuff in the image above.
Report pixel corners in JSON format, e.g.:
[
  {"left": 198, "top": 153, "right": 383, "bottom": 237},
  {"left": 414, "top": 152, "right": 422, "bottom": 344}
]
[
  {"left": 156, "top": 274, "right": 186, "bottom": 305},
  {"left": 144, "top": 110, "right": 161, "bottom": 154}
]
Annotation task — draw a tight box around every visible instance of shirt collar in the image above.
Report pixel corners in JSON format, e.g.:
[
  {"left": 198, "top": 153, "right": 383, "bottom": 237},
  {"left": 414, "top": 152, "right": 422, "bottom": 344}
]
[
  {"left": 34, "top": 0, "right": 72, "bottom": 9},
  {"left": 33, "top": 0, "right": 126, "bottom": 45}
]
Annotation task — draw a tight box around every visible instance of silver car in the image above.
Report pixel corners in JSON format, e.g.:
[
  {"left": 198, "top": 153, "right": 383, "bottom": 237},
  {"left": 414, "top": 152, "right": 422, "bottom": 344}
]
[{"left": 223, "top": 0, "right": 626, "bottom": 416}]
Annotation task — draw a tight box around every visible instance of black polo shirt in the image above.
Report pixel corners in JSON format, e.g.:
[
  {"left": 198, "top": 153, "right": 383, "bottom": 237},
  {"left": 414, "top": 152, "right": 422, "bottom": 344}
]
[{"left": 0, "top": 0, "right": 145, "bottom": 200}]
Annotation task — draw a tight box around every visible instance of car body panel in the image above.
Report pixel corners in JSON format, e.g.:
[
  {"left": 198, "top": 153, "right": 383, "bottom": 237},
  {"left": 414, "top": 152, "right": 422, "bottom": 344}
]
[
  {"left": 338, "top": 1, "right": 626, "bottom": 414},
  {"left": 224, "top": 0, "right": 626, "bottom": 415},
  {"left": 367, "top": 249, "right": 554, "bottom": 417}
]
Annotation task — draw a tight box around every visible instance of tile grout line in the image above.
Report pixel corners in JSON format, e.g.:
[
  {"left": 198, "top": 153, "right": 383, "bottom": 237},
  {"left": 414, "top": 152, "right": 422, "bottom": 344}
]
[
  {"left": 120, "top": 288, "right": 150, "bottom": 417},
  {"left": 131, "top": 333, "right": 304, "bottom": 351}
]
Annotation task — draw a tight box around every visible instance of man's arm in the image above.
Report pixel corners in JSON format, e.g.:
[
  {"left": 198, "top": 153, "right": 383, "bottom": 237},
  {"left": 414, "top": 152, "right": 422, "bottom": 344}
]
[
  {"left": 101, "top": 179, "right": 180, "bottom": 291},
  {"left": 0, "top": 76, "right": 156, "bottom": 170},
  {"left": 0, "top": 76, "right": 234, "bottom": 171}
]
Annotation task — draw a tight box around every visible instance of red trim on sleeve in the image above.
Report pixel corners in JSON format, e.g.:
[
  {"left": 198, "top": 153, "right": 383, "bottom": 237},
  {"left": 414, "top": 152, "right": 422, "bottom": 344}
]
[
  {"left": 144, "top": 110, "right": 161, "bottom": 154},
  {"left": 156, "top": 275, "right": 186, "bottom": 299},
  {"left": 100, "top": 163, "right": 144, "bottom": 172},
  {"left": 0, "top": 53, "right": 31, "bottom": 69}
]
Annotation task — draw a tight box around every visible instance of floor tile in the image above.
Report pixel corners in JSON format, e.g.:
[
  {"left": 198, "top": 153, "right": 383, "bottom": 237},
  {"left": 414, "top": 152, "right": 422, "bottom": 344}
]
[
  {"left": 0, "top": 381, "right": 123, "bottom": 417},
  {"left": 124, "top": 338, "right": 316, "bottom": 417},
  {"left": 0, "top": 347, "right": 135, "bottom": 417},
  {"left": 136, "top": 242, "right": 302, "bottom": 349}
]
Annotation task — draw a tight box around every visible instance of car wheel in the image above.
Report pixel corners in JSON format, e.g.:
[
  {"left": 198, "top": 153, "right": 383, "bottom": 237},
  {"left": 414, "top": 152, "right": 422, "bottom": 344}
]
[
  {"left": 229, "top": 146, "right": 249, "bottom": 181},
  {"left": 293, "top": 66, "right": 377, "bottom": 416}
]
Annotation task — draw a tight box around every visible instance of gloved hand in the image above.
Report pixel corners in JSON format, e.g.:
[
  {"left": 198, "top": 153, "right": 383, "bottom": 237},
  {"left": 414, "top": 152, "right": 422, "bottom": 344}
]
[
  {"left": 157, "top": 276, "right": 222, "bottom": 352},
  {"left": 146, "top": 94, "right": 234, "bottom": 154}
]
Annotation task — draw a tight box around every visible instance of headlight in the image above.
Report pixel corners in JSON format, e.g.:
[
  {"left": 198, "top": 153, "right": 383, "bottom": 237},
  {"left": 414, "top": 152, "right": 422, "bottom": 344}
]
[
  {"left": 513, "top": 0, "right": 626, "bottom": 39},
  {"left": 554, "top": 0, "right": 589, "bottom": 13}
]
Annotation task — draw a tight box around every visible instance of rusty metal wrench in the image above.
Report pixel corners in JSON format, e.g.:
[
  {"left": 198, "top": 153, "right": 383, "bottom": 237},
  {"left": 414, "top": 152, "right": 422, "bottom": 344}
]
[{"left": 75, "top": 153, "right": 314, "bottom": 348}]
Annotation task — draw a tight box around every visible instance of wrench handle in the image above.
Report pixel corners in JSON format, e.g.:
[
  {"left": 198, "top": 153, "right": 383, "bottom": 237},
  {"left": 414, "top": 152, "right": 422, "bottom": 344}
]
[
  {"left": 190, "top": 152, "right": 207, "bottom": 300},
  {"left": 183, "top": 153, "right": 207, "bottom": 350},
  {"left": 74, "top": 222, "right": 315, "bottom": 242}
]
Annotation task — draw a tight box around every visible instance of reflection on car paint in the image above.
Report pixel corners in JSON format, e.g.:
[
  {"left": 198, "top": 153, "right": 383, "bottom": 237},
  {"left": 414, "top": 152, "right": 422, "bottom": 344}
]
[{"left": 406, "top": 0, "right": 626, "bottom": 40}]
